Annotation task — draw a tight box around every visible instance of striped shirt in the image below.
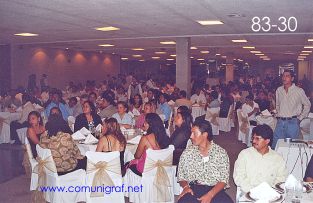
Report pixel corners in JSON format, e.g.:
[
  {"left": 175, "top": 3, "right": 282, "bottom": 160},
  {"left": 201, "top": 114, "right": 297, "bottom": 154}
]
[{"left": 276, "top": 84, "right": 311, "bottom": 120}]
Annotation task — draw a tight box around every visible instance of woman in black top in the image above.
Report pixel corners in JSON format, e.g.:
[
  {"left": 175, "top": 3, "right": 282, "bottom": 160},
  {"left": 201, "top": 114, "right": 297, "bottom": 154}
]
[
  {"left": 170, "top": 111, "right": 193, "bottom": 165},
  {"left": 96, "top": 118, "right": 126, "bottom": 175},
  {"left": 74, "top": 101, "right": 102, "bottom": 134}
]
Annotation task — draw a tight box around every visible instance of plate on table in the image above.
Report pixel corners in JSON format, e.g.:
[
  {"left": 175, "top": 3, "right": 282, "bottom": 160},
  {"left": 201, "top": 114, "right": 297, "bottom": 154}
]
[
  {"left": 245, "top": 192, "right": 283, "bottom": 202},
  {"left": 275, "top": 182, "right": 312, "bottom": 193}
]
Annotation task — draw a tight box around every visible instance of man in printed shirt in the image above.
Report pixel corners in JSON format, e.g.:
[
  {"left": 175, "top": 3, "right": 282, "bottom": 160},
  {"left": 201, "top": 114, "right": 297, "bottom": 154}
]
[
  {"left": 233, "top": 124, "right": 287, "bottom": 193},
  {"left": 272, "top": 70, "right": 311, "bottom": 148}
]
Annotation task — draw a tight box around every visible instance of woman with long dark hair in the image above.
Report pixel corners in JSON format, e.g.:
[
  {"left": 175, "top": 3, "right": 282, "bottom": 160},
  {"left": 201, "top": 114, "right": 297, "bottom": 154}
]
[
  {"left": 40, "top": 114, "right": 86, "bottom": 175},
  {"left": 96, "top": 118, "right": 126, "bottom": 175},
  {"left": 126, "top": 113, "right": 170, "bottom": 176},
  {"left": 74, "top": 100, "right": 102, "bottom": 133},
  {"left": 26, "top": 111, "right": 45, "bottom": 158}
]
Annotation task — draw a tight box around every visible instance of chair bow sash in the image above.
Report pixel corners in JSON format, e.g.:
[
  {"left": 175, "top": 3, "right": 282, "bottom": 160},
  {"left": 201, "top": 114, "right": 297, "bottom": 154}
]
[
  {"left": 87, "top": 157, "right": 121, "bottom": 197},
  {"left": 205, "top": 111, "right": 219, "bottom": 126}
]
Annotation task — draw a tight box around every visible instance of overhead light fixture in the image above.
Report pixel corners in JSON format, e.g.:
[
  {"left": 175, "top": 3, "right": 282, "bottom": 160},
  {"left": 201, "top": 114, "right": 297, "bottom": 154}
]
[
  {"left": 95, "top": 26, "right": 120, "bottom": 31},
  {"left": 121, "top": 57, "right": 128, "bottom": 60},
  {"left": 65, "top": 48, "right": 69, "bottom": 50},
  {"left": 232, "top": 39, "right": 247, "bottom": 43},
  {"left": 300, "top": 53, "right": 310, "bottom": 56},
  {"left": 298, "top": 55, "right": 306, "bottom": 58},
  {"left": 304, "top": 46, "right": 313, "bottom": 49},
  {"left": 98, "top": 44, "right": 114, "bottom": 47},
  {"left": 215, "top": 54, "right": 221, "bottom": 56},
  {"left": 160, "top": 41, "right": 176, "bottom": 45},
  {"left": 190, "top": 47, "right": 198, "bottom": 50},
  {"left": 263, "top": 58, "right": 271, "bottom": 61},
  {"left": 155, "top": 51, "right": 167, "bottom": 54},
  {"left": 308, "top": 39, "right": 313, "bottom": 42},
  {"left": 260, "top": 56, "right": 268, "bottom": 58},
  {"left": 166, "top": 58, "right": 175, "bottom": 61},
  {"left": 139, "top": 59, "right": 145, "bottom": 62},
  {"left": 197, "top": 20, "right": 224, "bottom": 25},
  {"left": 133, "top": 55, "right": 142, "bottom": 57},
  {"left": 152, "top": 56, "right": 160, "bottom": 59},
  {"left": 243, "top": 46, "right": 255, "bottom": 49},
  {"left": 201, "top": 51, "right": 210, "bottom": 54},
  {"left": 170, "top": 54, "right": 176, "bottom": 57},
  {"left": 222, "top": 56, "right": 227, "bottom": 58},
  {"left": 190, "top": 56, "right": 194, "bottom": 59},
  {"left": 297, "top": 58, "right": 304, "bottom": 61},
  {"left": 132, "top": 48, "right": 144, "bottom": 51},
  {"left": 255, "top": 53, "right": 264, "bottom": 56},
  {"left": 197, "top": 58, "right": 205, "bottom": 61},
  {"left": 14, "top": 33, "right": 38, "bottom": 37},
  {"left": 250, "top": 51, "right": 262, "bottom": 54},
  {"left": 301, "top": 50, "right": 312, "bottom": 53}
]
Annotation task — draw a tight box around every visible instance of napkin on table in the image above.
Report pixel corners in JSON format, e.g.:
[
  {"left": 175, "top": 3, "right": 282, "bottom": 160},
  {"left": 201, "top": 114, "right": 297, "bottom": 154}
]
[
  {"left": 83, "top": 134, "right": 98, "bottom": 144},
  {"left": 250, "top": 182, "right": 280, "bottom": 201},
  {"left": 284, "top": 174, "right": 298, "bottom": 189},
  {"left": 72, "top": 131, "right": 85, "bottom": 140},
  {"left": 261, "top": 109, "right": 272, "bottom": 117},
  {"left": 127, "top": 135, "right": 142, "bottom": 145},
  {"left": 80, "top": 127, "right": 91, "bottom": 135},
  {"left": 96, "top": 124, "right": 102, "bottom": 132}
]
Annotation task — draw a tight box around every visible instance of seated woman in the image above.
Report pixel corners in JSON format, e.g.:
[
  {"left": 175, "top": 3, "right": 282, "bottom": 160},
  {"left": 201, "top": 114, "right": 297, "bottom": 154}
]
[
  {"left": 129, "top": 94, "right": 143, "bottom": 116},
  {"left": 40, "top": 114, "right": 86, "bottom": 175},
  {"left": 74, "top": 101, "right": 102, "bottom": 134},
  {"left": 26, "top": 111, "right": 46, "bottom": 158},
  {"left": 126, "top": 113, "right": 170, "bottom": 176},
  {"left": 112, "top": 101, "right": 134, "bottom": 129},
  {"left": 170, "top": 111, "right": 193, "bottom": 165},
  {"left": 177, "top": 120, "right": 233, "bottom": 203},
  {"left": 96, "top": 118, "right": 126, "bottom": 175},
  {"left": 135, "top": 102, "right": 152, "bottom": 129},
  {"left": 304, "top": 155, "right": 313, "bottom": 182},
  {"left": 47, "top": 107, "right": 72, "bottom": 134}
]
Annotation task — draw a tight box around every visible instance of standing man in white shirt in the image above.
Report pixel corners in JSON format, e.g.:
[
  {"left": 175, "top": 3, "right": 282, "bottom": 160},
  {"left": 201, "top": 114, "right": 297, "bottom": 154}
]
[
  {"left": 233, "top": 124, "right": 287, "bottom": 193},
  {"left": 272, "top": 70, "right": 311, "bottom": 148}
]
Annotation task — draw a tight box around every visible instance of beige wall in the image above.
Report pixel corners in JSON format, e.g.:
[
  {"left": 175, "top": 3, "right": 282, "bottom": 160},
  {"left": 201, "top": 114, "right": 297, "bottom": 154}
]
[
  {"left": 298, "top": 60, "right": 309, "bottom": 80},
  {"left": 11, "top": 46, "right": 120, "bottom": 89}
]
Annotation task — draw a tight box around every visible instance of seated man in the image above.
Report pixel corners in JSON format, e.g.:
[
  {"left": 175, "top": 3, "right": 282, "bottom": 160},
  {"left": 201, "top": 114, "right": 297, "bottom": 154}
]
[
  {"left": 233, "top": 124, "right": 287, "bottom": 193},
  {"left": 241, "top": 94, "right": 260, "bottom": 126},
  {"left": 304, "top": 155, "right": 313, "bottom": 182}
]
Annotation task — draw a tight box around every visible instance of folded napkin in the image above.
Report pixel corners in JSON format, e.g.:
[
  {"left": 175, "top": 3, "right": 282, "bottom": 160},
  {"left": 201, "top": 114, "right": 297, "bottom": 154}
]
[
  {"left": 127, "top": 135, "right": 142, "bottom": 145},
  {"left": 168, "top": 100, "right": 175, "bottom": 106},
  {"left": 261, "top": 109, "right": 272, "bottom": 117},
  {"left": 68, "top": 116, "right": 75, "bottom": 124},
  {"left": 250, "top": 182, "right": 280, "bottom": 201},
  {"left": 83, "top": 134, "right": 98, "bottom": 144},
  {"left": 96, "top": 124, "right": 102, "bottom": 132},
  {"left": 308, "top": 113, "right": 313, "bottom": 118},
  {"left": 80, "top": 127, "right": 91, "bottom": 135},
  {"left": 284, "top": 174, "right": 298, "bottom": 189},
  {"left": 72, "top": 131, "right": 86, "bottom": 140},
  {"left": 132, "top": 108, "right": 141, "bottom": 116},
  {"left": 34, "top": 104, "right": 44, "bottom": 110}
]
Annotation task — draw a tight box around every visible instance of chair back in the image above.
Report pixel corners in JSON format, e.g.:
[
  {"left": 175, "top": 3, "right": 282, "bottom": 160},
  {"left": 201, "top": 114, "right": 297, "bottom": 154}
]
[
  {"left": 36, "top": 145, "right": 58, "bottom": 178},
  {"left": 68, "top": 116, "right": 76, "bottom": 132}
]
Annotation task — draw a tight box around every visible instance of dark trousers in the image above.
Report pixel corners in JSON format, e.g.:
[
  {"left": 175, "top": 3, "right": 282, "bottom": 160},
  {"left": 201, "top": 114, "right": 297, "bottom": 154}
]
[
  {"left": 10, "top": 121, "right": 28, "bottom": 144},
  {"left": 178, "top": 184, "right": 233, "bottom": 203},
  {"left": 57, "top": 156, "right": 87, "bottom": 176}
]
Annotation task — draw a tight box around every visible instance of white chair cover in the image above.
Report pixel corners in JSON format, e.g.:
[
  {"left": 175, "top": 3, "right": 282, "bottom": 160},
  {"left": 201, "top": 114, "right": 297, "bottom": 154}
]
[
  {"left": 300, "top": 118, "right": 312, "bottom": 140},
  {"left": 17, "top": 127, "right": 28, "bottom": 144},
  {"left": 237, "top": 109, "right": 254, "bottom": 146},
  {"left": 68, "top": 116, "right": 76, "bottom": 132},
  {"left": 124, "top": 145, "right": 175, "bottom": 203},
  {"left": 85, "top": 151, "right": 125, "bottom": 203},
  {"left": 205, "top": 107, "right": 220, "bottom": 135},
  {"left": 36, "top": 145, "right": 86, "bottom": 203},
  {"left": 0, "top": 119, "right": 11, "bottom": 144},
  {"left": 218, "top": 104, "right": 234, "bottom": 132},
  {"left": 24, "top": 137, "right": 39, "bottom": 191}
]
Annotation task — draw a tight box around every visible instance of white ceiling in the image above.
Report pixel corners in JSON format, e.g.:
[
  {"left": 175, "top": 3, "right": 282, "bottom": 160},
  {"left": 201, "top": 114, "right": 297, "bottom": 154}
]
[{"left": 1, "top": 0, "right": 313, "bottom": 62}]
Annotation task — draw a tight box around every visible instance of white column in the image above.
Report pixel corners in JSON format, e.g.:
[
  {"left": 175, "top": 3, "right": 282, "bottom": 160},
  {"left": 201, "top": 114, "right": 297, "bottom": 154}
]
[
  {"left": 176, "top": 37, "right": 191, "bottom": 97},
  {"left": 298, "top": 60, "right": 309, "bottom": 80},
  {"left": 225, "top": 56, "right": 234, "bottom": 83}
]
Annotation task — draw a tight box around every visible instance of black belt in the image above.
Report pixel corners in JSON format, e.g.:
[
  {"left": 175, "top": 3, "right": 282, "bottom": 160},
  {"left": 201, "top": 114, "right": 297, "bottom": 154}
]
[{"left": 277, "top": 116, "right": 297, "bottom": 120}]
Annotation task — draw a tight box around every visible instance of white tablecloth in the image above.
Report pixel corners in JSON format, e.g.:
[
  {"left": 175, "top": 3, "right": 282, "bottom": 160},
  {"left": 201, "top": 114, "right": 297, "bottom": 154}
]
[
  {"left": 191, "top": 105, "right": 205, "bottom": 121},
  {"left": 239, "top": 191, "right": 313, "bottom": 203},
  {"left": 275, "top": 139, "right": 313, "bottom": 180}
]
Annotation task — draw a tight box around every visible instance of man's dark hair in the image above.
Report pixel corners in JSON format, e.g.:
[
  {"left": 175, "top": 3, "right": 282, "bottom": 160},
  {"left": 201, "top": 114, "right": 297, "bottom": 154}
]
[
  {"left": 210, "top": 91, "right": 218, "bottom": 100},
  {"left": 193, "top": 119, "right": 213, "bottom": 141},
  {"left": 252, "top": 124, "right": 273, "bottom": 145},
  {"left": 283, "top": 69, "right": 295, "bottom": 78},
  {"left": 179, "top": 90, "right": 187, "bottom": 98}
]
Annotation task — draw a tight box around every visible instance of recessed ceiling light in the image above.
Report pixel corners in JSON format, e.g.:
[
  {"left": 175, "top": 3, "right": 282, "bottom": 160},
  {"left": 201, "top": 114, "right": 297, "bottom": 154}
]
[
  {"left": 263, "top": 58, "right": 271, "bottom": 61},
  {"left": 166, "top": 64, "right": 171, "bottom": 66},
  {"left": 170, "top": 54, "right": 176, "bottom": 57},
  {"left": 304, "top": 46, "right": 313, "bottom": 49},
  {"left": 155, "top": 51, "right": 167, "bottom": 54},
  {"left": 215, "top": 54, "right": 221, "bottom": 56},
  {"left": 190, "top": 56, "right": 194, "bottom": 59},
  {"left": 222, "top": 56, "right": 227, "bottom": 58},
  {"left": 243, "top": 46, "right": 255, "bottom": 49},
  {"left": 301, "top": 50, "right": 312, "bottom": 53},
  {"left": 232, "top": 39, "right": 247, "bottom": 43},
  {"left": 201, "top": 51, "right": 210, "bottom": 54},
  {"left": 166, "top": 58, "right": 175, "bottom": 61},
  {"left": 197, "top": 58, "right": 205, "bottom": 61},
  {"left": 260, "top": 56, "right": 268, "bottom": 58},
  {"left": 250, "top": 51, "right": 262, "bottom": 54},
  {"left": 121, "top": 57, "right": 128, "bottom": 60},
  {"left": 255, "top": 53, "right": 264, "bottom": 56},
  {"left": 95, "top": 26, "right": 120, "bottom": 31},
  {"left": 14, "top": 33, "right": 38, "bottom": 37},
  {"left": 132, "top": 55, "right": 142, "bottom": 57},
  {"left": 197, "top": 20, "right": 224, "bottom": 25},
  {"left": 139, "top": 59, "right": 145, "bottom": 62},
  {"left": 190, "top": 47, "right": 198, "bottom": 50},
  {"left": 132, "top": 48, "right": 144, "bottom": 51},
  {"left": 160, "top": 41, "right": 176, "bottom": 45},
  {"left": 298, "top": 55, "right": 306, "bottom": 58},
  {"left": 65, "top": 48, "right": 69, "bottom": 50},
  {"left": 98, "top": 44, "right": 114, "bottom": 47},
  {"left": 308, "top": 39, "right": 313, "bottom": 42},
  {"left": 152, "top": 56, "right": 160, "bottom": 59},
  {"left": 297, "top": 58, "right": 304, "bottom": 61},
  {"left": 300, "top": 53, "right": 310, "bottom": 56}
]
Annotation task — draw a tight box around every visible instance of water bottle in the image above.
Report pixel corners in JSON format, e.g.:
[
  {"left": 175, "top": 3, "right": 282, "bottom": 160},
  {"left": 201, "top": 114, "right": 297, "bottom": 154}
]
[
  {"left": 285, "top": 185, "right": 294, "bottom": 203},
  {"left": 292, "top": 181, "right": 303, "bottom": 203}
]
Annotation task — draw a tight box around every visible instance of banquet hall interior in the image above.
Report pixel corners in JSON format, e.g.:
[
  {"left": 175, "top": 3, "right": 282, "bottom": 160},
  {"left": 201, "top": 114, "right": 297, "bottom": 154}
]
[{"left": 0, "top": 0, "right": 313, "bottom": 202}]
